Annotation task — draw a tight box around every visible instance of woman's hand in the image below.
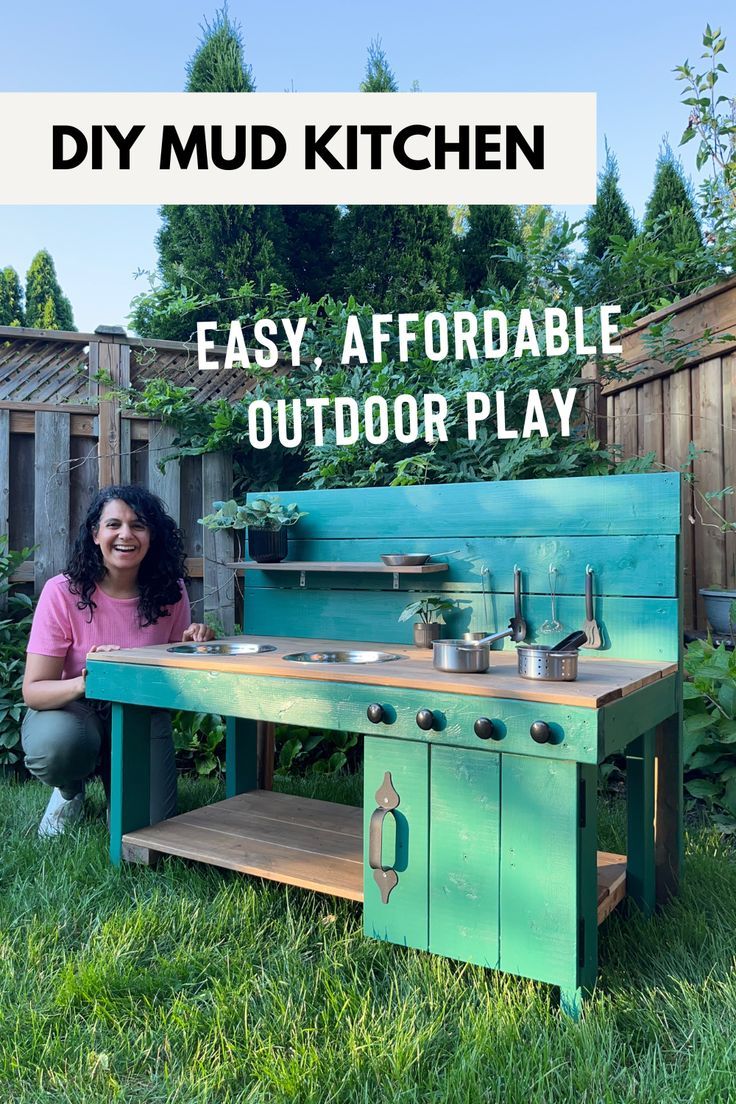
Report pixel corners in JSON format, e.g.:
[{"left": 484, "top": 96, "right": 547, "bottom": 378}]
[{"left": 181, "top": 623, "right": 216, "bottom": 643}]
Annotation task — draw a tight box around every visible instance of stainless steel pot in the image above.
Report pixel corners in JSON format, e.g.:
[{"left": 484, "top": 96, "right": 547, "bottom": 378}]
[
  {"left": 432, "top": 628, "right": 513, "bottom": 673},
  {"left": 516, "top": 630, "right": 588, "bottom": 681}
]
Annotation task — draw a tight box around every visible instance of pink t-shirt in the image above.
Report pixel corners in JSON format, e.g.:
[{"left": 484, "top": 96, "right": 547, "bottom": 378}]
[{"left": 27, "top": 574, "right": 192, "bottom": 680}]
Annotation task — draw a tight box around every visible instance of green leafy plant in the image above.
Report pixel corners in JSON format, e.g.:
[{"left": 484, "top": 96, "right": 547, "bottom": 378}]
[
  {"left": 398, "top": 596, "right": 455, "bottom": 624},
  {"left": 171, "top": 710, "right": 226, "bottom": 777},
  {"left": 276, "top": 727, "right": 360, "bottom": 776},
  {"left": 0, "top": 539, "right": 36, "bottom": 767},
  {"left": 683, "top": 636, "right": 736, "bottom": 825},
  {"left": 199, "top": 497, "right": 308, "bottom": 532}
]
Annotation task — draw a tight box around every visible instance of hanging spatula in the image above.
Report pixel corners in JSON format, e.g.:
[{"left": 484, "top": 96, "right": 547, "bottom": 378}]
[
  {"left": 582, "top": 566, "right": 602, "bottom": 649},
  {"left": 509, "top": 565, "right": 527, "bottom": 642}
]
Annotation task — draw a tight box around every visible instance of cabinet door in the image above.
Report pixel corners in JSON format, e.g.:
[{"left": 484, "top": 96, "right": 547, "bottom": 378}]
[
  {"left": 429, "top": 745, "right": 500, "bottom": 968},
  {"left": 363, "top": 736, "right": 429, "bottom": 951}
]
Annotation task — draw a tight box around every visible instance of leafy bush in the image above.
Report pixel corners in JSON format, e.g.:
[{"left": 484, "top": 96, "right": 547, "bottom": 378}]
[
  {"left": 171, "top": 710, "right": 226, "bottom": 777},
  {"left": 683, "top": 636, "right": 736, "bottom": 825},
  {"left": 0, "top": 540, "right": 35, "bottom": 766}
]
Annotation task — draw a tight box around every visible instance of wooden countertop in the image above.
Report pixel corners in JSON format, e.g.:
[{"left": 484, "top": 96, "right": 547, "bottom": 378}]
[{"left": 87, "top": 635, "right": 677, "bottom": 709}]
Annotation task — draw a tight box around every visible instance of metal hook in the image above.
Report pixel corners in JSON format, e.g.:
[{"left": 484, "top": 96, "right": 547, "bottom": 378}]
[{"left": 586, "top": 564, "right": 593, "bottom": 575}]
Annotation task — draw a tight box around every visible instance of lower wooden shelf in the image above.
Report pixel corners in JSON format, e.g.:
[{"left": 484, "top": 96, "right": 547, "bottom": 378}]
[{"left": 122, "top": 790, "right": 627, "bottom": 923}]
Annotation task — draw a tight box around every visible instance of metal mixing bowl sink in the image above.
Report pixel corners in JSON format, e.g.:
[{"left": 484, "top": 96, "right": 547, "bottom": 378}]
[
  {"left": 282, "top": 650, "right": 405, "bottom": 664},
  {"left": 168, "top": 643, "right": 277, "bottom": 655}
]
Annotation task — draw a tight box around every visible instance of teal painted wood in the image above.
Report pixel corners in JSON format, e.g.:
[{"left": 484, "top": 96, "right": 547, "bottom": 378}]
[
  {"left": 577, "top": 761, "right": 599, "bottom": 996},
  {"left": 656, "top": 709, "right": 683, "bottom": 905},
  {"left": 245, "top": 588, "right": 679, "bottom": 661},
  {"left": 363, "top": 736, "right": 429, "bottom": 951},
  {"left": 499, "top": 754, "right": 581, "bottom": 988},
  {"left": 599, "top": 677, "right": 678, "bottom": 757},
  {"left": 264, "top": 535, "right": 678, "bottom": 597},
  {"left": 225, "top": 717, "right": 258, "bottom": 798},
  {"left": 269, "top": 473, "right": 680, "bottom": 539},
  {"left": 110, "top": 704, "right": 151, "bottom": 865},
  {"left": 429, "top": 745, "right": 500, "bottom": 967},
  {"left": 87, "top": 663, "right": 600, "bottom": 764},
  {"left": 626, "top": 730, "right": 656, "bottom": 916}
]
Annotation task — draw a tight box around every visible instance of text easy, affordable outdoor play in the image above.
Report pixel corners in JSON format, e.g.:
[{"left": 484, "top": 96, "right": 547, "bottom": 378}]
[{"left": 86, "top": 473, "right": 682, "bottom": 1019}]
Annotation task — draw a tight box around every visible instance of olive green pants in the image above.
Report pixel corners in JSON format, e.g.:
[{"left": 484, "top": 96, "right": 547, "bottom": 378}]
[{"left": 21, "top": 700, "right": 177, "bottom": 823}]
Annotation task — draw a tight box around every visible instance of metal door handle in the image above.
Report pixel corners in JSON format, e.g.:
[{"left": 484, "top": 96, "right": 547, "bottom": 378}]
[{"left": 368, "top": 771, "right": 400, "bottom": 904}]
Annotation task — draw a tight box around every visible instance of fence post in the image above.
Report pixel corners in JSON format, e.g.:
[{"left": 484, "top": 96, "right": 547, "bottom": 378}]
[
  {"left": 147, "top": 423, "right": 181, "bottom": 525},
  {"left": 201, "top": 452, "right": 234, "bottom": 634},
  {"left": 0, "top": 409, "right": 9, "bottom": 611},
  {"left": 34, "top": 411, "right": 71, "bottom": 590},
  {"left": 92, "top": 327, "right": 130, "bottom": 487}
]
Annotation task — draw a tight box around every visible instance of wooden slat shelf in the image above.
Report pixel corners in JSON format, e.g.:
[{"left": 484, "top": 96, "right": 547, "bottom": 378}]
[
  {"left": 228, "top": 560, "right": 448, "bottom": 575},
  {"left": 122, "top": 790, "right": 626, "bottom": 923}
]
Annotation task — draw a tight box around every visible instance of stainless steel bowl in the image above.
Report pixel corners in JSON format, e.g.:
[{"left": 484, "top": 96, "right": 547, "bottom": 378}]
[
  {"left": 380, "top": 554, "right": 430, "bottom": 566},
  {"left": 167, "top": 643, "right": 277, "bottom": 655},
  {"left": 517, "top": 646, "right": 578, "bottom": 681},
  {"left": 282, "top": 650, "right": 404, "bottom": 664}
]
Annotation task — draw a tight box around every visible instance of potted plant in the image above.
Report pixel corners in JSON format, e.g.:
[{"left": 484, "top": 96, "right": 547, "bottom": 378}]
[
  {"left": 199, "top": 497, "right": 308, "bottom": 564},
  {"left": 399, "top": 595, "right": 455, "bottom": 648},
  {"left": 699, "top": 588, "right": 736, "bottom": 639}
]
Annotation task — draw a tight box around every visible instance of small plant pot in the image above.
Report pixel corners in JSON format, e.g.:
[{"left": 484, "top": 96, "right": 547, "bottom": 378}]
[
  {"left": 248, "top": 527, "right": 288, "bottom": 564},
  {"left": 700, "top": 589, "right": 736, "bottom": 636},
  {"left": 413, "top": 622, "right": 441, "bottom": 648}
]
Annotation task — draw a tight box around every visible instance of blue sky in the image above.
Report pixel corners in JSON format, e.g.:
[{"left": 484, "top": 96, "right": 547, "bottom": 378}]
[{"left": 0, "top": 0, "right": 732, "bottom": 332}]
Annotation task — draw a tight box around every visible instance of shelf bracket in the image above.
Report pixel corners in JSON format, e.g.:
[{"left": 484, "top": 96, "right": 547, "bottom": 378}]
[
  {"left": 299, "top": 571, "right": 306, "bottom": 588},
  {"left": 392, "top": 572, "right": 399, "bottom": 590}
]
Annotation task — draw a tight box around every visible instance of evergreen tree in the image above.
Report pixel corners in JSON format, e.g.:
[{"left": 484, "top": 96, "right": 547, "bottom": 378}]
[
  {"left": 642, "top": 144, "right": 705, "bottom": 298},
  {"left": 335, "top": 205, "right": 458, "bottom": 312},
  {"left": 282, "top": 205, "right": 340, "bottom": 301},
  {"left": 25, "top": 251, "right": 74, "bottom": 330},
  {"left": 334, "top": 40, "right": 458, "bottom": 311},
  {"left": 360, "top": 38, "right": 398, "bottom": 92},
  {"left": 141, "top": 8, "right": 292, "bottom": 339},
  {"left": 583, "top": 145, "right": 637, "bottom": 260},
  {"left": 0, "top": 266, "right": 24, "bottom": 326},
  {"left": 457, "top": 205, "right": 522, "bottom": 298}
]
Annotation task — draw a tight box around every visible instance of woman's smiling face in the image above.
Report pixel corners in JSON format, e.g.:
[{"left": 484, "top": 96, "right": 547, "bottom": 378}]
[{"left": 92, "top": 498, "right": 151, "bottom": 574}]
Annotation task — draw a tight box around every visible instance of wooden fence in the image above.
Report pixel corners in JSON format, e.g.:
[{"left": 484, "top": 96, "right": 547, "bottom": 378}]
[
  {"left": 584, "top": 276, "right": 736, "bottom": 629},
  {"left": 0, "top": 325, "right": 253, "bottom": 630}
]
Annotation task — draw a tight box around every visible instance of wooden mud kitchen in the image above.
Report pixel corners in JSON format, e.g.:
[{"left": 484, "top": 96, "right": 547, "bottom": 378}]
[{"left": 86, "top": 474, "right": 682, "bottom": 1018}]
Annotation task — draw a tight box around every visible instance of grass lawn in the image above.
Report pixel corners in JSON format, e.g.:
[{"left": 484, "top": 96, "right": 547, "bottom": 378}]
[{"left": 1, "top": 773, "right": 736, "bottom": 1103}]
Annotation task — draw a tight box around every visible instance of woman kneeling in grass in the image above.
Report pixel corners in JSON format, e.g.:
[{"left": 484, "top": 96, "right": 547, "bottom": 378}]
[{"left": 22, "top": 485, "right": 214, "bottom": 837}]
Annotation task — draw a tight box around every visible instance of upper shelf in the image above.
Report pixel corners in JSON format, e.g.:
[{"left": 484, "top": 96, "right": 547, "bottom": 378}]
[{"left": 228, "top": 561, "right": 448, "bottom": 574}]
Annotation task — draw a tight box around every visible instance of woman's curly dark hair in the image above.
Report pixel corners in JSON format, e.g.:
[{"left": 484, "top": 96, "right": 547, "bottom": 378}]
[{"left": 65, "top": 485, "right": 189, "bottom": 625}]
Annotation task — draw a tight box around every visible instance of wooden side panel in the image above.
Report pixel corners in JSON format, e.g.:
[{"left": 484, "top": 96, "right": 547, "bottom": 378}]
[
  {"left": 639, "top": 379, "right": 664, "bottom": 464},
  {"left": 69, "top": 435, "right": 98, "bottom": 546},
  {"left": 279, "top": 473, "right": 681, "bottom": 539},
  {"left": 499, "top": 755, "right": 580, "bottom": 988},
  {"left": 180, "top": 453, "right": 205, "bottom": 618},
  {"left": 429, "top": 744, "right": 499, "bottom": 967},
  {"left": 692, "top": 358, "right": 726, "bottom": 624},
  {"left": 147, "top": 422, "right": 181, "bottom": 525},
  {"left": 665, "top": 368, "right": 695, "bottom": 627},
  {"left": 34, "top": 411, "right": 70, "bottom": 590},
  {"left": 0, "top": 408, "right": 8, "bottom": 610},
  {"left": 363, "top": 736, "right": 429, "bottom": 951},
  {"left": 617, "top": 386, "right": 639, "bottom": 459},
  {"left": 9, "top": 431, "right": 34, "bottom": 552},
  {"left": 723, "top": 353, "right": 736, "bottom": 590}
]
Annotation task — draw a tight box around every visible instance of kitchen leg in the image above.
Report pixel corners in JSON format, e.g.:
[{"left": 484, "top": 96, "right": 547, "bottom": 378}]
[
  {"left": 654, "top": 710, "right": 683, "bottom": 905},
  {"left": 626, "top": 730, "right": 656, "bottom": 916},
  {"left": 110, "top": 703, "right": 151, "bottom": 865},
  {"left": 225, "top": 717, "right": 258, "bottom": 797}
]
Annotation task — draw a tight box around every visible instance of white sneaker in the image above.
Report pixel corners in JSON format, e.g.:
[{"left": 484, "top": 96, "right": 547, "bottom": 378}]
[{"left": 38, "top": 787, "right": 84, "bottom": 838}]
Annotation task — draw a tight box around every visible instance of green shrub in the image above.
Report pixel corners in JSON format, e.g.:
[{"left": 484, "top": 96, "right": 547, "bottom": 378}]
[
  {"left": 0, "top": 539, "right": 35, "bottom": 766},
  {"left": 683, "top": 635, "right": 736, "bottom": 826}
]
